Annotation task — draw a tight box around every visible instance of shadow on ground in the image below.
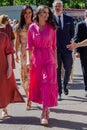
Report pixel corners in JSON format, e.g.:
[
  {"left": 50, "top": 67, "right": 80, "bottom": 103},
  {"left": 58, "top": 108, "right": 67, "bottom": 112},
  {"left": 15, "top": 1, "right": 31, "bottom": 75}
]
[{"left": 0, "top": 113, "right": 87, "bottom": 130}]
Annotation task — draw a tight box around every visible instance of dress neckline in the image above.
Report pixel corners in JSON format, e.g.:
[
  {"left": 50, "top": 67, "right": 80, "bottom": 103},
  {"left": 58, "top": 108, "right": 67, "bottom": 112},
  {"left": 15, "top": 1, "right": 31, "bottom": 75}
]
[{"left": 36, "top": 22, "right": 47, "bottom": 32}]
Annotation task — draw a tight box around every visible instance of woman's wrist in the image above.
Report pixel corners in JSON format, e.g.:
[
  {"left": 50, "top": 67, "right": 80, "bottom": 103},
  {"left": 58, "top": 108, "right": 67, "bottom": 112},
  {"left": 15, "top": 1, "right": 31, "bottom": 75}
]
[
  {"left": 16, "top": 54, "right": 18, "bottom": 57},
  {"left": 8, "top": 65, "right": 12, "bottom": 69},
  {"left": 26, "top": 60, "right": 30, "bottom": 65}
]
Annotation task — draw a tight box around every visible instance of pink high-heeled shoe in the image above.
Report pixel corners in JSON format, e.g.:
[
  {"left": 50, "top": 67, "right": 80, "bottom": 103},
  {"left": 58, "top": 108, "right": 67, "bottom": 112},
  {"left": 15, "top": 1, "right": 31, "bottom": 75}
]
[{"left": 40, "top": 109, "right": 50, "bottom": 125}]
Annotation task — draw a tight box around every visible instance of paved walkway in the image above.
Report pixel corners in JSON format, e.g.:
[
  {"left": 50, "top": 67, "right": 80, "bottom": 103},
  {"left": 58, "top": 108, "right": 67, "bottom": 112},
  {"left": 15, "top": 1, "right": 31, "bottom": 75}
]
[{"left": 0, "top": 58, "right": 87, "bottom": 130}]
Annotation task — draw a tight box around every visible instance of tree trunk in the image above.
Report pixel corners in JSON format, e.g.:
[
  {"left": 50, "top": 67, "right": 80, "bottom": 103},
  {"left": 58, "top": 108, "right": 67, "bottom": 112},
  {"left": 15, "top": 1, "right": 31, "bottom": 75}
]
[
  {"left": 49, "top": 0, "right": 54, "bottom": 7},
  {"left": 9, "top": 0, "right": 13, "bottom": 5}
]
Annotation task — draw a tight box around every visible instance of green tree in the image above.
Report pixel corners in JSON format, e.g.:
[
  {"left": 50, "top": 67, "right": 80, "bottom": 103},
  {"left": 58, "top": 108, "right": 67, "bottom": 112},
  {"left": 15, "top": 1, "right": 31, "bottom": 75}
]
[
  {"left": 0, "top": 0, "right": 86, "bottom": 9},
  {"left": 0, "top": 0, "right": 9, "bottom": 6}
]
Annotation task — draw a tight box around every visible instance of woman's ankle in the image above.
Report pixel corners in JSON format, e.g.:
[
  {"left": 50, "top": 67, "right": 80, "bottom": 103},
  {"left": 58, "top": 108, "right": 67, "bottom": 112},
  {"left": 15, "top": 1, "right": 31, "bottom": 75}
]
[{"left": 2, "top": 108, "right": 7, "bottom": 111}]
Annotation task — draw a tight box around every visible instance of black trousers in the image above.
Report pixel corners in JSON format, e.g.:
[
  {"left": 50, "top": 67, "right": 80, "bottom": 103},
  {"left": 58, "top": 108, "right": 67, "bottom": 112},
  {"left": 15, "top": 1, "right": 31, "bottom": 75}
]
[
  {"left": 57, "top": 52, "right": 73, "bottom": 95},
  {"left": 80, "top": 54, "right": 87, "bottom": 91}
]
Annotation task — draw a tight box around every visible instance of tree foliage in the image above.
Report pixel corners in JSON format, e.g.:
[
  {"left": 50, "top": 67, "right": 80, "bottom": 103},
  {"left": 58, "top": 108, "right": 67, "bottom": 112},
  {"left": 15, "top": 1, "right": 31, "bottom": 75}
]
[{"left": 0, "top": 0, "right": 86, "bottom": 9}]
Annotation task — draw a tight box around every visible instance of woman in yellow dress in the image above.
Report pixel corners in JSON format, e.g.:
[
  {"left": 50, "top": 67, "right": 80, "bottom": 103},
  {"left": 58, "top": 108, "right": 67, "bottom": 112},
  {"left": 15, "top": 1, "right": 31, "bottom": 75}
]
[{"left": 15, "top": 5, "right": 33, "bottom": 110}]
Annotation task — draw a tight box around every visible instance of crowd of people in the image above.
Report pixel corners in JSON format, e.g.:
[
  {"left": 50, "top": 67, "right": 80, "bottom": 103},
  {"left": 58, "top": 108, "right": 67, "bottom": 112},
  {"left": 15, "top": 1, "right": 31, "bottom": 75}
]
[{"left": 0, "top": 0, "right": 87, "bottom": 126}]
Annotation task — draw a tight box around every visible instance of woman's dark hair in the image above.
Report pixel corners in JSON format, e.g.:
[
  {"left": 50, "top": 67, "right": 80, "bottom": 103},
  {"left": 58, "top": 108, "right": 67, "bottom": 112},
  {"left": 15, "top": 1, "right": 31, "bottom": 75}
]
[
  {"left": 34, "top": 5, "right": 57, "bottom": 29},
  {"left": 18, "top": 5, "right": 33, "bottom": 29}
]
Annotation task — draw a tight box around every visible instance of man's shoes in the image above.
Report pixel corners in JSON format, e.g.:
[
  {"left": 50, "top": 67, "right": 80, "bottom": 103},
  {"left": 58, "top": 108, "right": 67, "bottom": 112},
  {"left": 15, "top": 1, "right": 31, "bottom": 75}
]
[
  {"left": 64, "top": 86, "right": 69, "bottom": 95},
  {"left": 58, "top": 94, "right": 61, "bottom": 101},
  {"left": 85, "top": 90, "right": 87, "bottom": 97}
]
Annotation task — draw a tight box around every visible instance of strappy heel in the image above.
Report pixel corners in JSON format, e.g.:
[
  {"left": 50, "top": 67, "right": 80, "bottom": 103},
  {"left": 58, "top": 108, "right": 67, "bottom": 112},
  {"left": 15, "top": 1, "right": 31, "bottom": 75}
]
[
  {"left": 40, "top": 109, "right": 50, "bottom": 125},
  {"left": 46, "top": 109, "right": 50, "bottom": 120},
  {"left": 2, "top": 109, "right": 8, "bottom": 118},
  {"left": 26, "top": 100, "right": 31, "bottom": 110}
]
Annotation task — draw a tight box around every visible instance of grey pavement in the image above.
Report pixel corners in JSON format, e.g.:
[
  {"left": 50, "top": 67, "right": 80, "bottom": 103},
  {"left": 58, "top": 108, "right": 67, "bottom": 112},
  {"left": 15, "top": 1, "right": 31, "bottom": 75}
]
[{"left": 0, "top": 58, "right": 87, "bottom": 130}]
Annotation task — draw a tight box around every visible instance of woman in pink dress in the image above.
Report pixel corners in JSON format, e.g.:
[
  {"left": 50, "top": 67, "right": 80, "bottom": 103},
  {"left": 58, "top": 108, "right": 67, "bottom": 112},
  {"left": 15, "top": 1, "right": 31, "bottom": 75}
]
[
  {"left": 0, "top": 28, "right": 24, "bottom": 118},
  {"left": 26, "top": 5, "right": 58, "bottom": 125}
]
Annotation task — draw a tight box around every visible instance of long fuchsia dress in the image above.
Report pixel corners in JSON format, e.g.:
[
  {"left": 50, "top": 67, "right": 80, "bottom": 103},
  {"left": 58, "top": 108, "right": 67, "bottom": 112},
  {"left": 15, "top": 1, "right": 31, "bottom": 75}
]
[
  {"left": 27, "top": 23, "right": 58, "bottom": 107},
  {"left": 0, "top": 32, "right": 24, "bottom": 109}
]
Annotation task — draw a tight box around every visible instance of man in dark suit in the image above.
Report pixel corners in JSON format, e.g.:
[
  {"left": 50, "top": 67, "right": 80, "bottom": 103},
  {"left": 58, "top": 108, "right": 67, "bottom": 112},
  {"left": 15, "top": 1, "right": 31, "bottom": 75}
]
[
  {"left": 73, "top": 10, "right": 87, "bottom": 97},
  {"left": 53, "top": 0, "right": 74, "bottom": 100}
]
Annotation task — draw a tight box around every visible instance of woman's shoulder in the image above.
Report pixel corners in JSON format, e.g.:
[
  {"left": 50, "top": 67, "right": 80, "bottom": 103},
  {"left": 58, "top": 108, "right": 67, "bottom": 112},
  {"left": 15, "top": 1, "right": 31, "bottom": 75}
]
[
  {"left": 15, "top": 23, "right": 20, "bottom": 32},
  {"left": 29, "top": 22, "right": 37, "bottom": 29},
  {"left": 28, "top": 22, "right": 39, "bottom": 32}
]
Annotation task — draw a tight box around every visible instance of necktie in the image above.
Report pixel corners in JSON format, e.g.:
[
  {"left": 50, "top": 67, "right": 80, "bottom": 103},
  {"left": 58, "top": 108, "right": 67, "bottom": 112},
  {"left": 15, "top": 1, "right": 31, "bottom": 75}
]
[{"left": 59, "top": 16, "right": 62, "bottom": 30}]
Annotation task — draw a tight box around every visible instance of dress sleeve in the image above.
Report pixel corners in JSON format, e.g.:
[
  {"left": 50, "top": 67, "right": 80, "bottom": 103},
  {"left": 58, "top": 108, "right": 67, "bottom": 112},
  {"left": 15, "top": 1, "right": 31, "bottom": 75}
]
[
  {"left": 5, "top": 34, "right": 15, "bottom": 55},
  {"left": 5, "top": 24, "right": 15, "bottom": 40},
  {"left": 26, "top": 27, "right": 33, "bottom": 51},
  {"left": 52, "top": 30, "right": 57, "bottom": 50}
]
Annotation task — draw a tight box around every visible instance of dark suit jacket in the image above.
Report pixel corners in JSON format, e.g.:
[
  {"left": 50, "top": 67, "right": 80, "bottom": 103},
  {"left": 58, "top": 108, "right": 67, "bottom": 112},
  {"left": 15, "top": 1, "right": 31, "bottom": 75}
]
[
  {"left": 74, "top": 20, "right": 87, "bottom": 54},
  {"left": 54, "top": 14, "right": 74, "bottom": 54}
]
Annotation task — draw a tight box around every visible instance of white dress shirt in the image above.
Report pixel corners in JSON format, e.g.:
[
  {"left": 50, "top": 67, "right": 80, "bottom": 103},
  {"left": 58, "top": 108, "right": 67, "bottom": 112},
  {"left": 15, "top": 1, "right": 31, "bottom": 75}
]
[{"left": 54, "top": 13, "right": 64, "bottom": 29}]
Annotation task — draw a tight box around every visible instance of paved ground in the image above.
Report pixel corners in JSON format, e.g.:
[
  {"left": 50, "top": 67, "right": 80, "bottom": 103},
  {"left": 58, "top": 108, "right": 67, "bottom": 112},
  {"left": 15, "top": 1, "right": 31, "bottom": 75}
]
[{"left": 0, "top": 58, "right": 87, "bottom": 130}]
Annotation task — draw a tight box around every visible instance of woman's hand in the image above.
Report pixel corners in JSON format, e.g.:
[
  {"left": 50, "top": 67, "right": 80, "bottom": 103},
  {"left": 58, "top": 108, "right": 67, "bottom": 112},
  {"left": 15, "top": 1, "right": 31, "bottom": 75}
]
[
  {"left": 16, "top": 55, "right": 19, "bottom": 63},
  {"left": 56, "top": 61, "right": 58, "bottom": 69},
  {"left": 7, "top": 66, "right": 12, "bottom": 79},
  {"left": 26, "top": 50, "right": 32, "bottom": 69},
  {"left": 26, "top": 62, "right": 32, "bottom": 70}
]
